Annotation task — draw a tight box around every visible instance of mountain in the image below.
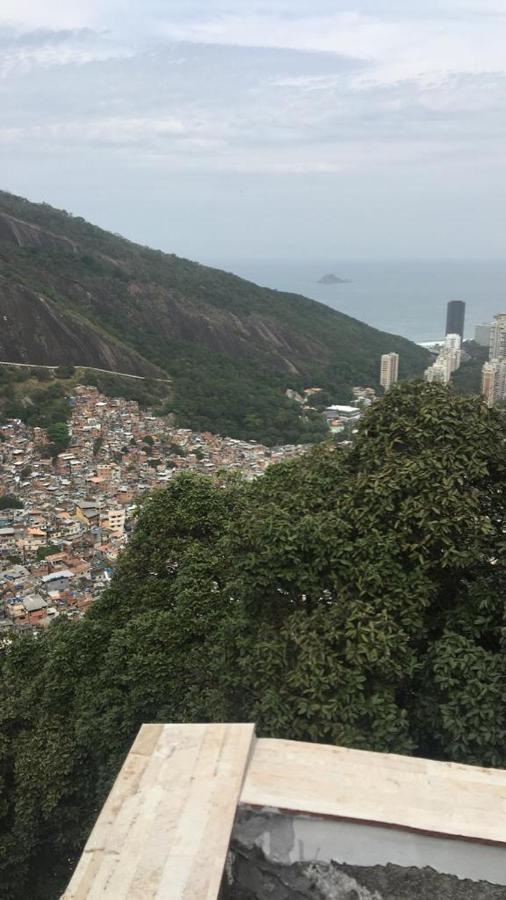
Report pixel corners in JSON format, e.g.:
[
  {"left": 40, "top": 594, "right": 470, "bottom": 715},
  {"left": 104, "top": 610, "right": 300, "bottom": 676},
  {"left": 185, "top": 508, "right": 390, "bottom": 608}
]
[{"left": 0, "top": 190, "right": 430, "bottom": 443}]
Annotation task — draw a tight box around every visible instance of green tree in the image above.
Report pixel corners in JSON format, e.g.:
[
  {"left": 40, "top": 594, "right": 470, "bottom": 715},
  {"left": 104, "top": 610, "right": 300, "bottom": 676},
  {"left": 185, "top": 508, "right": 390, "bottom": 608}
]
[
  {"left": 36, "top": 544, "right": 61, "bottom": 562},
  {"left": 45, "top": 422, "right": 70, "bottom": 454},
  {"left": 33, "top": 368, "right": 52, "bottom": 383},
  {"left": 168, "top": 442, "right": 186, "bottom": 457},
  {"left": 0, "top": 495, "right": 23, "bottom": 510},
  {"left": 0, "top": 383, "right": 505, "bottom": 898},
  {"left": 55, "top": 366, "right": 75, "bottom": 379}
]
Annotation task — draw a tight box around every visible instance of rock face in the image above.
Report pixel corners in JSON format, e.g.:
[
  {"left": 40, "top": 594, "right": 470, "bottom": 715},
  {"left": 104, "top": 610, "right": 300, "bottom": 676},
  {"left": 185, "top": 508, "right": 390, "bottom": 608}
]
[
  {"left": 220, "top": 846, "right": 506, "bottom": 900},
  {"left": 0, "top": 280, "right": 160, "bottom": 376},
  {"left": 0, "top": 189, "right": 430, "bottom": 438},
  {"left": 0, "top": 212, "right": 77, "bottom": 254},
  {"left": 0, "top": 191, "right": 426, "bottom": 378}
]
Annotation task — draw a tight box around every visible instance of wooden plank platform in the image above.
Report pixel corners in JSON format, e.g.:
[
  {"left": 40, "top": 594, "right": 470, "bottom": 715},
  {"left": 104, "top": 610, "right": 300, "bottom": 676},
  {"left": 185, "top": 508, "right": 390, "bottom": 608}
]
[
  {"left": 241, "top": 738, "right": 506, "bottom": 845},
  {"left": 64, "top": 726, "right": 506, "bottom": 898},
  {"left": 63, "top": 723, "right": 255, "bottom": 900}
]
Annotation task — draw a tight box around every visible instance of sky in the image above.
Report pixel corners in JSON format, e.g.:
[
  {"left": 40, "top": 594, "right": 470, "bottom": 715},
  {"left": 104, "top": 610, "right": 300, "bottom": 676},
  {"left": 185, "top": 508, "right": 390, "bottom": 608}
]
[{"left": 2, "top": 0, "right": 506, "bottom": 260}]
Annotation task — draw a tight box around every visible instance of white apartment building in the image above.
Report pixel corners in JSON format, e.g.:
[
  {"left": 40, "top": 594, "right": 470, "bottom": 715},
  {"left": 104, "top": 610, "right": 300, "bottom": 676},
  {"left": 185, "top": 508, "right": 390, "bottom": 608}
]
[
  {"left": 380, "top": 352, "right": 399, "bottom": 391},
  {"left": 424, "top": 341, "right": 461, "bottom": 386},
  {"left": 101, "top": 507, "right": 126, "bottom": 538},
  {"left": 481, "top": 359, "right": 506, "bottom": 407},
  {"left": 489, "top": 314, "right": 506, "bottom": 360},
  {"left": 445, "top": 333, "right": 461, "bottom": 352},
  {"left": 425, "top": 360, "right": 450, "bottom": 384}
]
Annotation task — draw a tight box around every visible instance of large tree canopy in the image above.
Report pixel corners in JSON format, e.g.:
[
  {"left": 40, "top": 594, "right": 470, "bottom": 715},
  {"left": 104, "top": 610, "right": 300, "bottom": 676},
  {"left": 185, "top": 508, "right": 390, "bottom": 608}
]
[{"left": 1, "top": 382, "right": 505, "bottom": 899}]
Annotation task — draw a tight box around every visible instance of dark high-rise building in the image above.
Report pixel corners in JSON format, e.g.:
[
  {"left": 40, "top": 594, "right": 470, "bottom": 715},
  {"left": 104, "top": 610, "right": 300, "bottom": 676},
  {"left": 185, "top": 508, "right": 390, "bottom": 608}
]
[{"left": 445, "top": 300, "right": 465, "bottom": 340}]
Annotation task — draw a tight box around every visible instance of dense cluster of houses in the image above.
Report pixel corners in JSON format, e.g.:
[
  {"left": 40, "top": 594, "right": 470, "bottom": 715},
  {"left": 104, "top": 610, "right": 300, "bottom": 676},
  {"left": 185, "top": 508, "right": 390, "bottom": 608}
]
[{"left": 0, "top": 386, "right": 306, "bottom": 638}]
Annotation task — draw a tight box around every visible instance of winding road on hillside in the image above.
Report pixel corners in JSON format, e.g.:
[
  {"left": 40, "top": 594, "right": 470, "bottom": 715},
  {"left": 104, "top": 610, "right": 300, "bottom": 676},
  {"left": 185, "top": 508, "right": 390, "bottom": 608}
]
[{"left": 0, "top": 360, "right": 171, "bottom": 383}]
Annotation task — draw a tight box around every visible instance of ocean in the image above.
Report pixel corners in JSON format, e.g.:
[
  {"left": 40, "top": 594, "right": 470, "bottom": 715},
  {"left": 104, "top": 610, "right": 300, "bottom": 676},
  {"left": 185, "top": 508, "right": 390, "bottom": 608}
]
[{"left": 211, "top": 259, "right": 506, "bottom": 344}]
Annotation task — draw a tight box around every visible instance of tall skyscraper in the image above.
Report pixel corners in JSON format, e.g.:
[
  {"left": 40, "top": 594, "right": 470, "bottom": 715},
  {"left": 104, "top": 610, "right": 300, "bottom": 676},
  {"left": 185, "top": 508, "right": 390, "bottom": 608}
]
[
  {"left": 489, "top": 314, "right": 506, "bottom": 361},
  {"left": 380, "top": 352, "right": 399, "bottom": 391},
  {"left": 445, "top": 300, "right": 465, "bottom": 340},
  {"left": 445, "top": 333, "right": 461, "bottom": 352},
  {"left": 481, "top": 362, "right": 496, "bottom": 406},
  {"left": 481, "top": 359, "right": 506, "bottom": 407}
]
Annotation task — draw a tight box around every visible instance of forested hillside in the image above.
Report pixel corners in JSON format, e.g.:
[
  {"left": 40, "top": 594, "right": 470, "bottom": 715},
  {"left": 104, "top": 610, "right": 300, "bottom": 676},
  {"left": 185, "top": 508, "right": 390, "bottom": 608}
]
[
  {"left": 1, "top": 382, "right": 505, "bottom": 898},
  {"left": 0, "top": 191, "right": 429, "bottom": 444}
]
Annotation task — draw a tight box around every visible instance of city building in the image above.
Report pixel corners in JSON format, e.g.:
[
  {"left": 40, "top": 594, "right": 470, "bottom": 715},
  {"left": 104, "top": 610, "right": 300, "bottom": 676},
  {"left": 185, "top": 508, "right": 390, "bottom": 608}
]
[
  {"left": 63, "top": 723, "right": 506, "bottom": 899},
  {"left": 489, "top": 314, "right": 506, "bottom": 361},
  {"left": 481, "top": 362, "right": 496, "bottom": 406},
  {"left": 424, "top": 360, "right": 450, "bottom": 384},
  {"left": 424, "top": 341, "right": 461, "bottom": 385},
  {"left": 481, "top": 359, "right": 506, "bottom": 407},
  {"left": 482, "top": 314, "right": 506, "bottom": 406},
  {"left": 445, "top": 300, "right": 465, "bottom": 340},
  {"left": 101, "top": 508, "right": 126, "bottom": 539},
  {"left": 379, "top": 352, "right": 399, "bottom": 391},
  {"left": 475, "top": 323, "right": 492, "bottom": 347},
  {"left": 445, "top": 348, "right": 461, "bottom": 373},
  {"left": 324, "top": 405, "right": 361, "bottom": 420},
  {"left": 352, "top": 386, "right": 376, "bottom": 401},
  {"left": 445, "top": 332, "right": 461, "bottom": 352},
  {"left": 0, "top": 384, "right": 310, "bottom": 629}
]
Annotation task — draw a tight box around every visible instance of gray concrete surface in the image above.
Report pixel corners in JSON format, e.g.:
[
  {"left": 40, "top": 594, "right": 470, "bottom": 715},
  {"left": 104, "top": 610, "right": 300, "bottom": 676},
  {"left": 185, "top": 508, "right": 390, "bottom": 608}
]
[
  {"left": 227, "top": 807, "right": 506, "bottom": 891},
  {"left": 221, "top": 845, "right": 506, "bottom": 899}
]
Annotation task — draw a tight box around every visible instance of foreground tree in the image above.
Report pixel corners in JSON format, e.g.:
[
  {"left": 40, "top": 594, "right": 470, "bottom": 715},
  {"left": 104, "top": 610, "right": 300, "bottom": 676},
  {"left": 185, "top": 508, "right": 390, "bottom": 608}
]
[{"left": 0, "top": 382, "right": 505, "bottom": 898}]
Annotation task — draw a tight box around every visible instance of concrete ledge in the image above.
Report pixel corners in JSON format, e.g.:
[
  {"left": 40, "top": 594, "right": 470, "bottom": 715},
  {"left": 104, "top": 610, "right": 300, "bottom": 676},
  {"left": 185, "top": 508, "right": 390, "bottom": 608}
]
[{"left": 63, "top": 726, "right": 506, "bottom": 898}]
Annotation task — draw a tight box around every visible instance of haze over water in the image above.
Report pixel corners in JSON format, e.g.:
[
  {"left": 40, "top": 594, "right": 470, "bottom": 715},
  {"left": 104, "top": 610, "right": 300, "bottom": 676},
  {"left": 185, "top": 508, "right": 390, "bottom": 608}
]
[{"left": 215, "top": 260, "right": 506, "bottom": 344}]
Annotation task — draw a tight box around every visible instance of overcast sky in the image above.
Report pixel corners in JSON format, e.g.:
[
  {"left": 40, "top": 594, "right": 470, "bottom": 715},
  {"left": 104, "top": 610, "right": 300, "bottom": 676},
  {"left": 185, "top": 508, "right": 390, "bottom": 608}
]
[{"left": 2, "top": 1, "right": 506, "bottom": 260}]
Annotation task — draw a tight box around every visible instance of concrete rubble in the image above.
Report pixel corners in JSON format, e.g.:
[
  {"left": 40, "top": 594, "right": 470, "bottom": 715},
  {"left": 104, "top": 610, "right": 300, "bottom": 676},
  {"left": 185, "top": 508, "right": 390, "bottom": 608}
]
[{"left": 220, "top": 846, "right": 506, "bottom": 900}]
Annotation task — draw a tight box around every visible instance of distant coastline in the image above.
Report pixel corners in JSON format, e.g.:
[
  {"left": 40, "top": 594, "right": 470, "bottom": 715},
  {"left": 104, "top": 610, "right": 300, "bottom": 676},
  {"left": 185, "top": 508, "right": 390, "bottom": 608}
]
[{"left": 212, "top": 259, "right": 504, "bottom": 343}]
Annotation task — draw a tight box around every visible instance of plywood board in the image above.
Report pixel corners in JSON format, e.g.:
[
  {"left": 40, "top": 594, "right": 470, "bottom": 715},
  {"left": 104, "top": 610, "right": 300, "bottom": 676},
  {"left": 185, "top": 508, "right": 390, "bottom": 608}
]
[
  {"left": 241, "top": 738, "right": 506, "bottom": 844},
  {"left": 63, "top": 722, "right": 255, "bottom": 899}
]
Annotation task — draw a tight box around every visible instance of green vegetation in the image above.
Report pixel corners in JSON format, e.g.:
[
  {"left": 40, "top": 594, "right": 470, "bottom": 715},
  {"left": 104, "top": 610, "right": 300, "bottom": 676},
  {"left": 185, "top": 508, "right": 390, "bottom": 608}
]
[
  {"left": 164, "top": 351, "right": 330, "bottom": 444},
  {"left": 36, "top": 544, "right": 61, "bottom": 562},
  {"left": 80, "top": 371, "right": 170, "bottom": 409},
  {"left": 452, "top": 340, "right": 489, "bottom": 395},
  {"left": 54, "top": 365, "right": 76, "bottom": 379},
  {"left": 92, "top": 436, "right": 103, "bottom": 457},
  {"left": 168, "top": 441, "right": 186, "bottom": 457},
  {"left": 0, "top": 367, "right": 71, "bottom": 429},
  {"left": 0, "top": 382, "right": 505, "bottom": 897},
  {"left": 0, "top": 365, "right": 171, "bottom": 434},
  {"left": 0, "top": 190, "right": 430, "bottom": 444},
  {"left": 0, "top": 494, "right": 23, "bottom": 510},
  {"left": 46, "top": 422, "right": 70, "bottom": 454}
]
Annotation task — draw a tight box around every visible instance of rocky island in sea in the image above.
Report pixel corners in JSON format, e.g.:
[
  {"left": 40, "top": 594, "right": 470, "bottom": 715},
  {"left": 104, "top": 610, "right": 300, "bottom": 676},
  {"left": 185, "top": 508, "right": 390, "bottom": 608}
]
[{"left": 318, "top": 273, "right": 350, "bottom": 284}]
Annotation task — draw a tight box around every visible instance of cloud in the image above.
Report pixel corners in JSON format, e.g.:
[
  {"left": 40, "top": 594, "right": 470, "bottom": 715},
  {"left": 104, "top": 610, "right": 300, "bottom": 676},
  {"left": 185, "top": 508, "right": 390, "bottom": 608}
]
[
  {"left": 3, "top": 36, "right": 505, "bottom": 182},
  {"left": 157, "top": 10, "right": 506, "bottom": 85},
  {"left": 2, "top": 2, "right": 506, "bottom": 236},
  {"left": 0, "top": 1, "right": 98, "bottom": 30},
  {"left": 0, "top": 25, "right": 136, "bottom": 80}
]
